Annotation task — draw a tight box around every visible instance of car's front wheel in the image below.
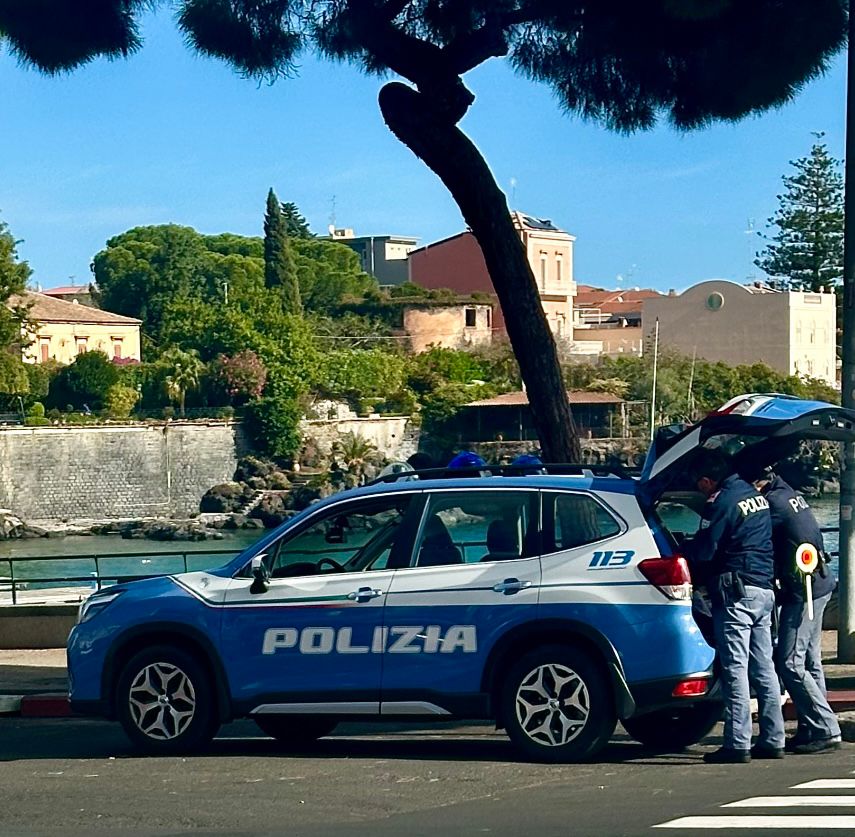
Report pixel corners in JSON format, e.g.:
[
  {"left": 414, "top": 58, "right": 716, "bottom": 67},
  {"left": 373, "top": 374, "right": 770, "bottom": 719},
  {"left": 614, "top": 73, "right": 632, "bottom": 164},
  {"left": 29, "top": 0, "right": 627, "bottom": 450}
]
[
  {"left": 622, "top": 702, "right": 723, "bottom": 751},
  {"left": 254, "top": 716, "right": 338, "bottom": 747},
  {"left": 116, "top": 645, "right": 218, "bottom": 754},
  {"left": 501, "top": 645, "right": 616, "bottom": 763}
]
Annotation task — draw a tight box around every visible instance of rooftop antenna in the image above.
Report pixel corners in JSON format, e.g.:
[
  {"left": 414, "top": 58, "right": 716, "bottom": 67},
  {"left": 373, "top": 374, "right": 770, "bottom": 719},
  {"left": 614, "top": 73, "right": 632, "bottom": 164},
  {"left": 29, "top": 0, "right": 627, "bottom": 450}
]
[{"left": 745, "top": 218, "right": 757, "bottom": 282}]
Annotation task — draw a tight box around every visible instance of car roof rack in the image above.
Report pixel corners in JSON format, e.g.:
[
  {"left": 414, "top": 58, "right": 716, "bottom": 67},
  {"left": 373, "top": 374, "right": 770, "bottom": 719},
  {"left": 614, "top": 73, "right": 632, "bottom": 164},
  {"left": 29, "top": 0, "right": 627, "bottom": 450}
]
[{"left": 368, "top": 463, "right": 634, "bottom": 486}]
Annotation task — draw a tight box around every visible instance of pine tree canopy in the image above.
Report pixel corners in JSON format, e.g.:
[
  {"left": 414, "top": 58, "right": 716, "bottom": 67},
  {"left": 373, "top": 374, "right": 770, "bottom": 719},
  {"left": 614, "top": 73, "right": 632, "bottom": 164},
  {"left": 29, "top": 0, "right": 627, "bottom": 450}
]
[
  {"left": 0, "top": 2, "right": 845, "bottom": 132},
  {"left": 756, "top": 136, "right": 844, "bottom": 291},
  {"left": 281, "top": 201, "right": 312, "bottom": 238}
]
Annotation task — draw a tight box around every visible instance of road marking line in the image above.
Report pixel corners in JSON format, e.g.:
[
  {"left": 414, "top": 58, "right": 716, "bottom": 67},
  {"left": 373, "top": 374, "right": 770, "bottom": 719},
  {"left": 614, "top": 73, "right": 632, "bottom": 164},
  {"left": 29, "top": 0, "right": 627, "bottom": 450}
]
[
  {"left": 653, "top": 816, "right": 855, "bottom": 829},
  {"left": 792, "top": 780, "right": 855, "bottom": 789},
  {"left": 724, "top": 796, "right": 855, "bottom": 808}
]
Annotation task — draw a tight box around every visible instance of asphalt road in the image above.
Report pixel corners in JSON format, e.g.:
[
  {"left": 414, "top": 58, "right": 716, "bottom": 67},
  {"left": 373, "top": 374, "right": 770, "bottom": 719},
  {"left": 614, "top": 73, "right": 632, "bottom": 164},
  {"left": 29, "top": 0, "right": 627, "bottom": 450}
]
[{"left": 1, "top": 718, "right": 854, "bottom": 836}]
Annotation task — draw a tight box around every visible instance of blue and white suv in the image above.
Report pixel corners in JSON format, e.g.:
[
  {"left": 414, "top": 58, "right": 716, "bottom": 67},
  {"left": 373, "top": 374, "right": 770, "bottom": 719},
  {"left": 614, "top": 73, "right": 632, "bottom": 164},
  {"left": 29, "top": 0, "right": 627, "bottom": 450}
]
[{"left": 67, "top": 394, "right": 855, "bottom": 761}]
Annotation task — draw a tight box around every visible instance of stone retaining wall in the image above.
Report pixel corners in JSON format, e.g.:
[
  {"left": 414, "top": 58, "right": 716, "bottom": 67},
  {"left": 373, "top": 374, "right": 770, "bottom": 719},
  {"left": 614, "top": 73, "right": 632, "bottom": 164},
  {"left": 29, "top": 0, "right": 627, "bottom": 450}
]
[{"left": 0, "top": 423, "right": 245, "bottom": 521}]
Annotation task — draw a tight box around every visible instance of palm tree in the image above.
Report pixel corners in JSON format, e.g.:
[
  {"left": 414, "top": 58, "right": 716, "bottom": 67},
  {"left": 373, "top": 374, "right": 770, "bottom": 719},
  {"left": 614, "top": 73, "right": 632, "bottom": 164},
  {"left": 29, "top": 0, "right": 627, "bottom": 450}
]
[
  {"left": 332, "top": 432, "right": 379, "bottom": 484},
  {"left": 161, "top": 348, "right": 204, "bottom": 417}
]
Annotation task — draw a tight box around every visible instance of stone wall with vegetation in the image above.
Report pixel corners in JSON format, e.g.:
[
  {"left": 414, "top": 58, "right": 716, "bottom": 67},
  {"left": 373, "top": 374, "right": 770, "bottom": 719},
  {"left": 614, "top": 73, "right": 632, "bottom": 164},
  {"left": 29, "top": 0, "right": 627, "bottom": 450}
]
[{"left": 0, "top": 422, "right": 245, "bottom": 521}]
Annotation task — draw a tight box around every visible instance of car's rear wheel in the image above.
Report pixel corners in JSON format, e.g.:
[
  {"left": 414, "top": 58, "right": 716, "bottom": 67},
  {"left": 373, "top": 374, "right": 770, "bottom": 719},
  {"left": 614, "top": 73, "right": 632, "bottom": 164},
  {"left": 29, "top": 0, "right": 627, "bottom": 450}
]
[
  {"left": 622, "top": 702, "right": 723, "bottom": 751},
  {"left": 116, "top": 645, "right": 218, "bottom": 754},
  {"left": 501, "top": 644, "right": 616, "bottom": 763},
  {"left": 254, "top": 716, "right": 338, "bottom": 747}
]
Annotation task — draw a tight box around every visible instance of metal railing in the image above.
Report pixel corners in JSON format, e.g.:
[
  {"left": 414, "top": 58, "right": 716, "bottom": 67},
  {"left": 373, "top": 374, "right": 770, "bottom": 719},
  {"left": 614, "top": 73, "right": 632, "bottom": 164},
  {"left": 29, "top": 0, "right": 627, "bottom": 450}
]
[{"left": 0, "top": 548, "right": 242, "bottom": 605}]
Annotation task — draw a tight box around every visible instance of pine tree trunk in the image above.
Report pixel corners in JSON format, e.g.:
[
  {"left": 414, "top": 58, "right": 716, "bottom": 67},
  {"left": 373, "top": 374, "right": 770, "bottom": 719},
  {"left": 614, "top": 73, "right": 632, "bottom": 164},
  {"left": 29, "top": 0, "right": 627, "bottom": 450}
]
[{"left": 379, "top": 81, "right": 581, "bottom": 461}]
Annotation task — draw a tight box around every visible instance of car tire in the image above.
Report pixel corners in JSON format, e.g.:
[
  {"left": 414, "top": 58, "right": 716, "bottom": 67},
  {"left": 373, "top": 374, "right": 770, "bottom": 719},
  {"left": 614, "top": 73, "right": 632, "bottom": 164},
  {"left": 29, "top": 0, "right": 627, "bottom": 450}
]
[
  {"left": 254, "top": 716, "right": 338, "bottom": 746},
  {"left": 501, "top": 644, "right": 616, "bottom": 763},
  {"left": 622, "top": 702, "right": 723, "bottom": 751},
  {"left": 115, "top": 645, "right": 219, "bottom": 754}
]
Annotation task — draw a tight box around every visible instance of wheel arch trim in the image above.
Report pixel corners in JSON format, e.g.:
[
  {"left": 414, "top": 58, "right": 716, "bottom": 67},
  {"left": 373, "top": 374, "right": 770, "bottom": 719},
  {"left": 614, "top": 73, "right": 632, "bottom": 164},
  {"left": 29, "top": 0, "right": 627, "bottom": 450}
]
[
  {"left": 481, "top": 618, "right": 636, "bottom": 720},
  {"left": 102, "top": 621, "right": 233, "bottom": 723}
]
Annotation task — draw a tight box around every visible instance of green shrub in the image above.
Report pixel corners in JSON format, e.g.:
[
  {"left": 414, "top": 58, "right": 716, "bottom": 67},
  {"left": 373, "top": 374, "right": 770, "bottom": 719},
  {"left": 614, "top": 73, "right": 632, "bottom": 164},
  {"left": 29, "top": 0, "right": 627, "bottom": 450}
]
[
  {"left": 24, "top": 415, "right": 50, "bottom": 427},
  {"left": 105, "top": 384, "right": 140, "bottom": 419},
  {"left": 26, "top": 401, "right": 45, "bottom": 418},
  {"left": 49, "top": 351, "right": 119, "bottom": 410},
  {"left": 244, "top": 396, "right": 302, "bottom": 460}
]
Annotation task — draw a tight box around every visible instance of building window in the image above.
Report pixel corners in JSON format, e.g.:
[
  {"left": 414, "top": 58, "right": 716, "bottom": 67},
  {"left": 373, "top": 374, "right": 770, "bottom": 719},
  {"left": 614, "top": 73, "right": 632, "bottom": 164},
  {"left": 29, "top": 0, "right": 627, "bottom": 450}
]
[
  {"left": 464, "top": 307, "right": 477, "bottom": 328},
  {"left": 112, "top": 339, "right": 123, "bottom": 359},
  {"left": 810, "top": 321, "right": 816, "bottom": 344},
  {"left": 487, "top": 308, "right": 493, "bottom": 329},
  {"left": 556, "top": 314, "right": 566, "bottom": 337},
  {"left": 540, "top": 253, "right": 548, "bottom": 286},
  {"left": 40, "top": 338, "right": 50, "bottom": 363},
  {"left": 76, "top": 337, "right": 88, "bottom": 355},
  {"left": 556, "top": 255, "right": 563, "bottom": 282}
]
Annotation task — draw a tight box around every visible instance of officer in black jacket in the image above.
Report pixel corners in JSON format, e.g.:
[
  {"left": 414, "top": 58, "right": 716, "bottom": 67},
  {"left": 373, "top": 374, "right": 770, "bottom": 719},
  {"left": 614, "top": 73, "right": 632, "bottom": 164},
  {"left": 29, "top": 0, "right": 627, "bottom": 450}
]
[
  {"left": 684, "top": 450, "right": 784, "bottom": 763},
  {"left": 752, "top": 470, "right": 841, "bottom": 754}
]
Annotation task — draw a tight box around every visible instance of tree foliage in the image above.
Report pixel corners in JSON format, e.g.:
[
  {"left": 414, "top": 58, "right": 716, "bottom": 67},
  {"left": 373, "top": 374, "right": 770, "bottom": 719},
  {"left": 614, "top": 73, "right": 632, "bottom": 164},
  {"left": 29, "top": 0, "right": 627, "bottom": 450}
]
[
  {"left": 0, "top": 217, "right": 32, "bottom": 391},
  {"left": 244, "top": 395, "right": 303, "bottom": 460},
  {"left": 160, "top": 346, "right": 205, "bottom": 416},
  {"left": 756, "top": 134, "right": 844, "bottom": 291},
  {"left": 281, "top": 201, "right": 312, "bottom": 238},
  {"left": 49, "top": 350, "right": 120, "bottom": 410},
  {"left": 264, "top": 187, "right": 302, "bottom": 315}
]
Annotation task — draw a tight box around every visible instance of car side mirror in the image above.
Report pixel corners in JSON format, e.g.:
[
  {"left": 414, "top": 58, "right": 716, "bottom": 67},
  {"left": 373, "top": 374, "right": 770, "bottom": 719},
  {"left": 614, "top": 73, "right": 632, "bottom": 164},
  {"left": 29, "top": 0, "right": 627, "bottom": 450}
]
[{"left": 249, "top": 554, "right": 269, "bottom": 594}]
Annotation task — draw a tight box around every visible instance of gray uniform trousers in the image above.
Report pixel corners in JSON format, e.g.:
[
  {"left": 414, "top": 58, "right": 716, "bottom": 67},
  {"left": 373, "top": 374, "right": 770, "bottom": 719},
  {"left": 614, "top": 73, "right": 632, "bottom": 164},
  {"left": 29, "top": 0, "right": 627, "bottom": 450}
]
[
  {"left": 776, "top": 591, "right": 840, "bottom": 742},
  {"left": 712, "top": 585, "right": 785, "bottom": 751}
]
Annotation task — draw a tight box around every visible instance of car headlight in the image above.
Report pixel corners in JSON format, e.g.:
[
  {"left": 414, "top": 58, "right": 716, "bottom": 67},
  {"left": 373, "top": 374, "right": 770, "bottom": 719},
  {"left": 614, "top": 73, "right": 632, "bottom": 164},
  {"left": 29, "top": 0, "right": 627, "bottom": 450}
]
[{"left": 77, "top": 589, "right": 124, "bottom": 624}]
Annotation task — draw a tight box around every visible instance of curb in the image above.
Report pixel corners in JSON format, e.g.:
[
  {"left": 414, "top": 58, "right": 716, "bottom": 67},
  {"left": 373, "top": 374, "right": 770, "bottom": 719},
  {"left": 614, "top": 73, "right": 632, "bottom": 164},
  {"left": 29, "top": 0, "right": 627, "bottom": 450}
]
[
  {"left": 839, "top": 711, "right": 855, "bottom": 743},
  {"left": 0, "top": 695, "right": 23, "bottom": 715},
  {"left": 0, "top": 693, "right": 71, "bottom": 718}
]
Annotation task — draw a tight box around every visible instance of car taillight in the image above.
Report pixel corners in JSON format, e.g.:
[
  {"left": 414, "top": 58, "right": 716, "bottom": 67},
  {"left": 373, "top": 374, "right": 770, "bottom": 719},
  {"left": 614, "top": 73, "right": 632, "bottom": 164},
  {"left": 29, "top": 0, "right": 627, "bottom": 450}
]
[
  {"left": 638, "top": 555, "right": 693, "bottom": 601},
  {"left": 672, "top": 678, "right": 709, "bottom": 697}
]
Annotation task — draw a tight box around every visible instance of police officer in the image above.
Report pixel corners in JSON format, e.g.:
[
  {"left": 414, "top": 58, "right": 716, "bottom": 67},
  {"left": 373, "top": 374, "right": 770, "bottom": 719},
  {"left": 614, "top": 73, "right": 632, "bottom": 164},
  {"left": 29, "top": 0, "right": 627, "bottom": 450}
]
[
  {"left": 752, "top": 470, "right": 841, "bottom": 754},
  {"left": 684, "top": 450, "right": 785, "bottom": 763}
]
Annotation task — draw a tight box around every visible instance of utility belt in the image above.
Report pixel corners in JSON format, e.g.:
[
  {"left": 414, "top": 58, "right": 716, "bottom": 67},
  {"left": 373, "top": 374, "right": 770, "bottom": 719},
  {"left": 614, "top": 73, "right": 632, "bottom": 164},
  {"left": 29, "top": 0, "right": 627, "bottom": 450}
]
[{"left": 710, "top": 570, "right": 746, "bottom": 606}]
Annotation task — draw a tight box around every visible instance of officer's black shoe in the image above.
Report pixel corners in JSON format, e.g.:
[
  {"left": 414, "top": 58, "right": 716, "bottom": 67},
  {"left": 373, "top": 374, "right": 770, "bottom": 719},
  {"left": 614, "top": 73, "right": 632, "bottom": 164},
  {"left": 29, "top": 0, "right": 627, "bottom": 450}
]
[
  {"left": 785, "top": 735, "right": 810, "bottom": 752},
  {"left": 793, "top": 737, "right": 842, "bottom": 755},
  {"left": 750, "top": 744, "right": 785, "bottom": 759},
  {"left": 703, "top": 747, "right": 751, "bottom": 764}
]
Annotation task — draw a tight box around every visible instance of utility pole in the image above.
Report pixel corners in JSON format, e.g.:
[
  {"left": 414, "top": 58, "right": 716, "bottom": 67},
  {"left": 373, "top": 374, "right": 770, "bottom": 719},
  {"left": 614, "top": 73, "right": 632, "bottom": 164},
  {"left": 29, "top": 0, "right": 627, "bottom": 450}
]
[
  {"left": 839, "top": 2, "right": 855, "bottom": 662},
  {"left": 650, "top": 318, "right": 660, "bottom": 441}
]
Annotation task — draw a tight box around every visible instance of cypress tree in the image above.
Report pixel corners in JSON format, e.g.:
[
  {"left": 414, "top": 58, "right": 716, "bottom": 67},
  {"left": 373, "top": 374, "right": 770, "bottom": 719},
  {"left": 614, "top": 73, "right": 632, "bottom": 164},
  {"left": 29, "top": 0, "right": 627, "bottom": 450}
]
[
  {"left": 756, "top": 134, "right": 844, "bottom": 292},
  {"left": 263, "top": 188, "right": 302, "bottom": 315}
]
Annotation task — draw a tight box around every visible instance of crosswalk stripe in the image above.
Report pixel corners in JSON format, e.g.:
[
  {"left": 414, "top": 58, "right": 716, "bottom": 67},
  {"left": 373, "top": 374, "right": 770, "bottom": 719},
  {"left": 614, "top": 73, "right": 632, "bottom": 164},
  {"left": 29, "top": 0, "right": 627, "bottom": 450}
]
[
  {"left": 653, "top": 815, "right": 855, "bottom": 829},
  {"left": 723, "top": 796, "right": 855, "bottom": 808},
  {"left": 792, "top": 779, "right": 855, "bottom": 790}
]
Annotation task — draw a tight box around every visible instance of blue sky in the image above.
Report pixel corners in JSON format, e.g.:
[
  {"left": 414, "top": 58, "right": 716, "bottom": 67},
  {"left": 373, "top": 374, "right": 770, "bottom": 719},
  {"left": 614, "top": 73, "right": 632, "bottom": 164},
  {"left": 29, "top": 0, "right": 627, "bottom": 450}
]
[{"left": 0, "top": 9, "right": 847, "bottom": 293}]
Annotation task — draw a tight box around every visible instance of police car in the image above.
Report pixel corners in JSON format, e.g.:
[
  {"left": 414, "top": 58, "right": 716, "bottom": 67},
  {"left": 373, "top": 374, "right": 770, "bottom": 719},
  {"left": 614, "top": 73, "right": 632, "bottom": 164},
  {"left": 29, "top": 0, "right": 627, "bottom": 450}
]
[{"left": 67, "top": 394, "right": 855, "bottom": 762}]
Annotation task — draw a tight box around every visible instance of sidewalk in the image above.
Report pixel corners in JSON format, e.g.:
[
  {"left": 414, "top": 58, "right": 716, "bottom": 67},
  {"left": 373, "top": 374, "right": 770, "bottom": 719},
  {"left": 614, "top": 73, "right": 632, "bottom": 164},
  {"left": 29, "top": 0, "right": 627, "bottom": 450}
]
[{"left": 2, "top": 637, "right": 855, "bottom": 735}]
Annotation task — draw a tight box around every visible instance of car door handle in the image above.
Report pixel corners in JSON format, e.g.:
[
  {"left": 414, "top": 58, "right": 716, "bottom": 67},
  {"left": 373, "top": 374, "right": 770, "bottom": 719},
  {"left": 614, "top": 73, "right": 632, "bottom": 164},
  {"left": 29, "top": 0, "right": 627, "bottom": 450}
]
[
  {"left": 347, "top": 587, "right": 384, "bottom": 602},
  {"left": 492, "top": 578, "right": 532, "bottom": 595}
]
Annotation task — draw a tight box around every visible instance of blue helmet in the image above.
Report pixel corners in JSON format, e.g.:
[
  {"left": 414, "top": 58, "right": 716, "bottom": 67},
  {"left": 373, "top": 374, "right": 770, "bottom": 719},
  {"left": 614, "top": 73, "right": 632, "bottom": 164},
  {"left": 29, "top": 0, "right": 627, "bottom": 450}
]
[
  {"left": 511, "top": 453, "right": 544, "bottom": 468},
  {"left": 447, "top": 451, "right": 487, "bottom": 470}
]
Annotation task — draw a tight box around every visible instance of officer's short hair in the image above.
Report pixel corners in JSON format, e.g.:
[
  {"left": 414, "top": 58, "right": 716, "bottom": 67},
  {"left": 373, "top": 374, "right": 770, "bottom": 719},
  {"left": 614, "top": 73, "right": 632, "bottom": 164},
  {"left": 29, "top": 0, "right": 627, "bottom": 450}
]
[{"left": 689, "top": 449, "right": 731, "bottom": 485}]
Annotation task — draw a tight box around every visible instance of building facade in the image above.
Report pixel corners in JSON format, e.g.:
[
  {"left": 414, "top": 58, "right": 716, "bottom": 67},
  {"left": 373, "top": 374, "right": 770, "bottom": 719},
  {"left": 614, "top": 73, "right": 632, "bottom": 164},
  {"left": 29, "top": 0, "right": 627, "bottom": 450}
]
[
  {"left": 402, "top": 302, "right": 493, "bottom": 353},
  {"left": 408, "top": 212, "right": 576, "bottom": 338},
  {"left": 327, "top": 229, "right": 420, "bottom": 286},
  {"left": 14, "top": 292, "right": 142, "bottom": 365},
  {"left": 573, "top": 285, "right": 661, "bottom": 357},
  {"left": 641, "top": 280, "right": 837, "bottom": 384}
]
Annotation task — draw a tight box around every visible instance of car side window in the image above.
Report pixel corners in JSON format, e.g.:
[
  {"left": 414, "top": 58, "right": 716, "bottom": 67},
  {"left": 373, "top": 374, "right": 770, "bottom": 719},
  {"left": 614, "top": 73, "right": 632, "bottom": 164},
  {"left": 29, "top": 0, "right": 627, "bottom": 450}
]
[
  {"left": 266, "top": 497, "right": 413, "bottom": 578},
  {"left": 544, "top": 492, "right": 622, "bottom": 554},
  {"left": 409, "top": 491, "right": 536, "bottom": 568}
]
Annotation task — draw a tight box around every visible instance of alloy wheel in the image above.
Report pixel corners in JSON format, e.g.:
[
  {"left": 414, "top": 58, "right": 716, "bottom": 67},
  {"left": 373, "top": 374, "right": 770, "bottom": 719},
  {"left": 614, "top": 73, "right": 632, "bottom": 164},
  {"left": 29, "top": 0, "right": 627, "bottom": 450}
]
[
  {"left": 514, "top": 662, "right": 589, "bottom": 747},
  {"left": 128, "top": 662, "right": 197, "bottom": 741}
]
